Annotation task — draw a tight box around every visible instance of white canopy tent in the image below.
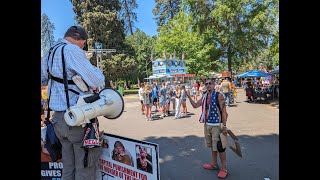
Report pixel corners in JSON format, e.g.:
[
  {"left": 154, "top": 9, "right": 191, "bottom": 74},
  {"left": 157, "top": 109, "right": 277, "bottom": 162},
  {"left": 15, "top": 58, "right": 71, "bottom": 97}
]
[{"left": 209, "top": 72, "right": 222, "bottom": 78}]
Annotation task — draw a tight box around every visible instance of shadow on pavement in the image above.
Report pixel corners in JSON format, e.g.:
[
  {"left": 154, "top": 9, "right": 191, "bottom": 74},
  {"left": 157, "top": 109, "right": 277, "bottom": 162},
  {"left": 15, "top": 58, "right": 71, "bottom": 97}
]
[
  {"left": 143, "top": 134, "right": 278, "bottom": 180},
  {"left": 228, "top": 104, "right": 238, "bottom": 107}
]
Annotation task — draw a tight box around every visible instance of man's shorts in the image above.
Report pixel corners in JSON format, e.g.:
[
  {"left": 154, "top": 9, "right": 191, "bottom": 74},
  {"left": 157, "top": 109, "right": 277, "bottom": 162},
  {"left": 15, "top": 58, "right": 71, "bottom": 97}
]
[
  {"left": 153, "top": 98, "right": 158, "bottom": 103},
  {"left": 204, "top": 124, "right": 222, "bottom": 152}
]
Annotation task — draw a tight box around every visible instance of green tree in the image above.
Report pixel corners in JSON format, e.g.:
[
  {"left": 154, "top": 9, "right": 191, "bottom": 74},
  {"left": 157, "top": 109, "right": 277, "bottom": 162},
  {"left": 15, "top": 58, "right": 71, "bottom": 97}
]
[
  {"left": 41, "top": 13, "right": 55, "bottom": 55},
  {"left": 70, "top": 0, "right": 124, "bottom": 49},
  {"left": 125, "top": 29, "right": 156, "bottom": 81},
  {"left": 102, "top": 54, "right": 137, "bottom": 83},
  {"left": 119, "top": 0, "right": 138, "bottom": 35},
  {"left": 153, "top": 0, "right": 183, "bottom": 28},
  {"left": 155, "top": 11, "right": 221, "bottom": 76},
  {"left": 70, "top": 0, "right": 136, "bottom": 83},
  {"left": 186, "top": 0, "right": 279, "bottom": 75}
]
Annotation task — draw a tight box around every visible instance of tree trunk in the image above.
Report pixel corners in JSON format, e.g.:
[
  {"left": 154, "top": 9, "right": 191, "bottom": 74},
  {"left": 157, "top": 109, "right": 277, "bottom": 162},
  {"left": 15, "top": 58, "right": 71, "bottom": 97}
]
[
  {"left": 227, "top": 44, "right": 232, "bottom": 77},
  {"left": 137, "top": 77, "right": 140, "bottom": 88},
  {"left": 124, "top": 0, "right": 133, "bottom": 35}
]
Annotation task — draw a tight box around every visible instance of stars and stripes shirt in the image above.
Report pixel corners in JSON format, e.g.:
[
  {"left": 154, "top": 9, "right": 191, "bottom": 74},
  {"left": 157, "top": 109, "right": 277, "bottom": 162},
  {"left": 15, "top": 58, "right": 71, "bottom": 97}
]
[{"left": 41, "top": 38, "right": 105, "bottom": 111}]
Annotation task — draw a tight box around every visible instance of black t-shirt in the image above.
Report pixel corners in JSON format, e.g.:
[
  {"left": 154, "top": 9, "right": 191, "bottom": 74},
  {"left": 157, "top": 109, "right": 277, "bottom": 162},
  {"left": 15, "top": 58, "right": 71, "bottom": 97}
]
[{"left": 245, "top": 82, "right": 253, "bottom": 90}]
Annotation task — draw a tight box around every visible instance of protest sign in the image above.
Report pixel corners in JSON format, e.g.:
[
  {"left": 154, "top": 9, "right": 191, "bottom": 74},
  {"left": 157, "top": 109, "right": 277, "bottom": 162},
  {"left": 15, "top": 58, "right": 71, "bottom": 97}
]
[{"left": 96, "top": 133, "right": 160, "bottom": 180}]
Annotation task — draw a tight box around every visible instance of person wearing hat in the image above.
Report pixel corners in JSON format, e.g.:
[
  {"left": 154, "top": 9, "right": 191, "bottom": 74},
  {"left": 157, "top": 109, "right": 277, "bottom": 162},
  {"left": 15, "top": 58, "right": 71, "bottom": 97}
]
[
  {"left": 186, "top": 78, "right": 229, "bottom": 179},
  {"left": 41, "top": 26, "right": 105, "bottom": 180}
]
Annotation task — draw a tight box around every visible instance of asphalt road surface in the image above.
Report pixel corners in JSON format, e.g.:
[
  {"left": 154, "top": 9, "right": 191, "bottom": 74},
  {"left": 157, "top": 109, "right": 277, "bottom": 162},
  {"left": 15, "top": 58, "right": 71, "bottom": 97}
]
[{"left": 98, "top": 88, "right": 279, "bottom": 180}]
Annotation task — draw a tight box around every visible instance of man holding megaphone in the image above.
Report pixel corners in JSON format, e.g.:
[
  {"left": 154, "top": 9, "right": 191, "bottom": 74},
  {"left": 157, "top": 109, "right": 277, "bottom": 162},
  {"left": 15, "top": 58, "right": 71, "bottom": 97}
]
[{"left": 41, "top": 26, "right": 124, "bottom": 180}]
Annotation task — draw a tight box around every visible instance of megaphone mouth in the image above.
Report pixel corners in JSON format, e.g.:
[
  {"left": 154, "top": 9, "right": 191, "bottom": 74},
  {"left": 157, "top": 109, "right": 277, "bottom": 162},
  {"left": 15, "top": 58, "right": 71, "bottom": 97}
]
[{"left": 99, "top": 87, "right": 124, "bottom": 119}]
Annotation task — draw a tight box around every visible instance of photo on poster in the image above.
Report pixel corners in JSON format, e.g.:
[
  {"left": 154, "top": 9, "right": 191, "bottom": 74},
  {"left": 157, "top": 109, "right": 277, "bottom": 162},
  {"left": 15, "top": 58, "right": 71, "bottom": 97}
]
[
  {"left": 174, "top": 60, "right": 179, "bottom": 67},
  {"left": 136, "top": 145, "right": 153, "bottom": 174},
  {"left": 111, "top": 140, "right": 134, "bottom": 167},
  {"left": 153, "top": 61, "right": 158, "bottom": 67},
  {"left": 97, "top": 133, "right": 160, "bottom": 180},
  {"left": 166, "top": 60, "right": 172, "bottom": 67}
]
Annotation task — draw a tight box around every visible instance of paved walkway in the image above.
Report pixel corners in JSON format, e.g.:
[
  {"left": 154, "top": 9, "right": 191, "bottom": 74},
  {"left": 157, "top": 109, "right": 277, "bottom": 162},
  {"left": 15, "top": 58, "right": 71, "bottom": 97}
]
[{"left": 98, "top": 88, "right": 279, "bottom": 180}]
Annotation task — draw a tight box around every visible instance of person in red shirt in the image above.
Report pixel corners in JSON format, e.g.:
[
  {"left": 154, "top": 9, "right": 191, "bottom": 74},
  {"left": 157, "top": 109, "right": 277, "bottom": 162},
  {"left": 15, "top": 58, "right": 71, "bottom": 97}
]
[{"left": 196, "top": 82, "right": 200, "bottom": 96}]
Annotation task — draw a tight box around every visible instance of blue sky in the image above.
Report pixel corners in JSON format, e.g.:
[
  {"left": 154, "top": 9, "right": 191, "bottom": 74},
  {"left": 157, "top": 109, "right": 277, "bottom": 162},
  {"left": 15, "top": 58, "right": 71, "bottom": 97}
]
[{"left": 41, "top": 0, "right": 158, "bottom": 41}]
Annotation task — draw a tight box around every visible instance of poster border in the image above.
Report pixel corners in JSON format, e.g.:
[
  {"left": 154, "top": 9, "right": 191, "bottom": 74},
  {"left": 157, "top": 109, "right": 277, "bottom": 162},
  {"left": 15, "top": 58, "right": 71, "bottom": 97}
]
[{"left": 104, "top": 133, "right": 160, "bottom": 180}]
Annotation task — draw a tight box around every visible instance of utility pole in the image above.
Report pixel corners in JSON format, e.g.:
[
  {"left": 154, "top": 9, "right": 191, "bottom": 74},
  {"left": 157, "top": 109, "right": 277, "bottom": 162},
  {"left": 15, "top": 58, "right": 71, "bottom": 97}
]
[{"left": 85, "top": 42, "right": 116, "bottom": 71}]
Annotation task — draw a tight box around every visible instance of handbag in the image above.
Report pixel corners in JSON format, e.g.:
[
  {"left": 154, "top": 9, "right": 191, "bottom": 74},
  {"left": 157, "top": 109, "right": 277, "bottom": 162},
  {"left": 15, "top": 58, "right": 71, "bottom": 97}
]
[{"left": 44, "top": 120, "right": 62, "bottom": 162}]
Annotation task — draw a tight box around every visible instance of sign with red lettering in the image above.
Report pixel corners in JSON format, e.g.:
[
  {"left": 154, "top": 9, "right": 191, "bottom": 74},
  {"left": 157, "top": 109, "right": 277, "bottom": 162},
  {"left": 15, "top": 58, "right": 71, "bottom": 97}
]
[
  {"left": 41, "top": 133, "right": 160, "bottom": 180},
  {"left": 96, "top": 133, "right": 160, "bottom": 180}
]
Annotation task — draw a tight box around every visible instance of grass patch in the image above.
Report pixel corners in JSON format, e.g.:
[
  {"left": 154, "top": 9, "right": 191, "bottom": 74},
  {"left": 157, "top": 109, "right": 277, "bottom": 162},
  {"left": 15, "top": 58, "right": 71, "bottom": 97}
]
[{"left": 123, "top": 89, "right": 138, "bottom": 95}]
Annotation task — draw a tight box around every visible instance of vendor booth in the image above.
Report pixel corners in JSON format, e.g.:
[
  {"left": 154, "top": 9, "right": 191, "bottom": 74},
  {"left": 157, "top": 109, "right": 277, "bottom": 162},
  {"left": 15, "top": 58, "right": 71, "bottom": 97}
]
[{"left": 146, "top": 58, "right": 195, "bottom": 84}]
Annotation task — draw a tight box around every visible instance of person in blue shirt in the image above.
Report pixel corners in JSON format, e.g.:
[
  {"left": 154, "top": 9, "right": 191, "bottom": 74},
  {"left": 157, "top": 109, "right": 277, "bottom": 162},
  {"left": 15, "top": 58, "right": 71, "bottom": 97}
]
[
  {"left": 158, "top": 82, "right": 167, "bottom": 118},
  {"left": 41, "top": 26, "right": 105, "bottom": 180},
  {"left": 151, "top": 82, "right": 159, "bottom": 112},
  {"left": 233, "top": 78, "right": 237, "bottom": 87}
]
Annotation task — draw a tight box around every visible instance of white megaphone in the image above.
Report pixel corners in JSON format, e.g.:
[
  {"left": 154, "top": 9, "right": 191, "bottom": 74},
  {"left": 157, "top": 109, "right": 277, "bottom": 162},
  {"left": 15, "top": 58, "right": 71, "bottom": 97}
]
[{"left": 64, "top": 87, "right": 124, "bottom": 127}]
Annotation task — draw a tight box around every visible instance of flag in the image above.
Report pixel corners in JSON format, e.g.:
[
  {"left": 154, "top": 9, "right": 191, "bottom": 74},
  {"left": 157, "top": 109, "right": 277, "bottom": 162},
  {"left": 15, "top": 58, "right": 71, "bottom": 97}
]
[
  {"left": 174, "top": 49, "right": 176, "bottom": 58},
  {"left": 150, "top": 52, "right": 153, "bottom": 61},
  {"left": 182, "top": 51, "right": 185, "bottom": 60},
  {"left": 163, "top": 51, "right": 167, "bottom": 59}
]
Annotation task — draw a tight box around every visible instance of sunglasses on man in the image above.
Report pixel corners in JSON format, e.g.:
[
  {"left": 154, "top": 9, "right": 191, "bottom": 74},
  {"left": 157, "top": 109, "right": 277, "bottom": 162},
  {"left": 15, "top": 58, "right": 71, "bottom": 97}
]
[{"left": 205, "top": 82, "right": 212, "bottom": 86}]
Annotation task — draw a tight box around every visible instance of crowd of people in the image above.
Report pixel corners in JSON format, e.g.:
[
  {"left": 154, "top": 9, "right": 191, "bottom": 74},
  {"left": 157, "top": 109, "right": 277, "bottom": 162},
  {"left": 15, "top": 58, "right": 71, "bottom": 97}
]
[
  {"left": 138, "top": 77, "right": 238, "bottom": 121},
  {"left": 240, "top": 76, "right": 279, "bottom": 102},
  {"left": 138, "top": 81, "right": 189, "bottom": 120}
]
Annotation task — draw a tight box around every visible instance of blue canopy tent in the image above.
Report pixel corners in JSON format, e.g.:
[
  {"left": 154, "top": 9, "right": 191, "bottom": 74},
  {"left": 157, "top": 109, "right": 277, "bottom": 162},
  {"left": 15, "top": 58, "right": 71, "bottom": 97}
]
[
  {"left": 237, "top": 71, "right": 250, "bottom": 77},
  {"left": 237, "top": 70, "right": 270, "bottom": 77}
]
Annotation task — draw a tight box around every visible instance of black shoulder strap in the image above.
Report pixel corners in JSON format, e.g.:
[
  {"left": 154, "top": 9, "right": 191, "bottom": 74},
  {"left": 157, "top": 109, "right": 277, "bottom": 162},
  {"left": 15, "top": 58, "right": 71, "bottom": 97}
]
[
  {"left": 61, "top": 45, "right": 71, "bottom": 109},
  {"left": 46, "top": 43, "right": 66, "bottom": 122},
  {"left": 46, "top": 43, "right": 65, "bottom": 75}
]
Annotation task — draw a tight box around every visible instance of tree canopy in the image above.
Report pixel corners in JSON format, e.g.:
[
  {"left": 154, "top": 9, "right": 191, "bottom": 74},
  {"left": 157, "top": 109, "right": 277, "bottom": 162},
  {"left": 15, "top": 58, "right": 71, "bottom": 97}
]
[
  {"left": 50, "top": 0, "right": 279, "bottom": 84},
  {"left": 41, "top": 13, "right": 55, "bottom": 55}
]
